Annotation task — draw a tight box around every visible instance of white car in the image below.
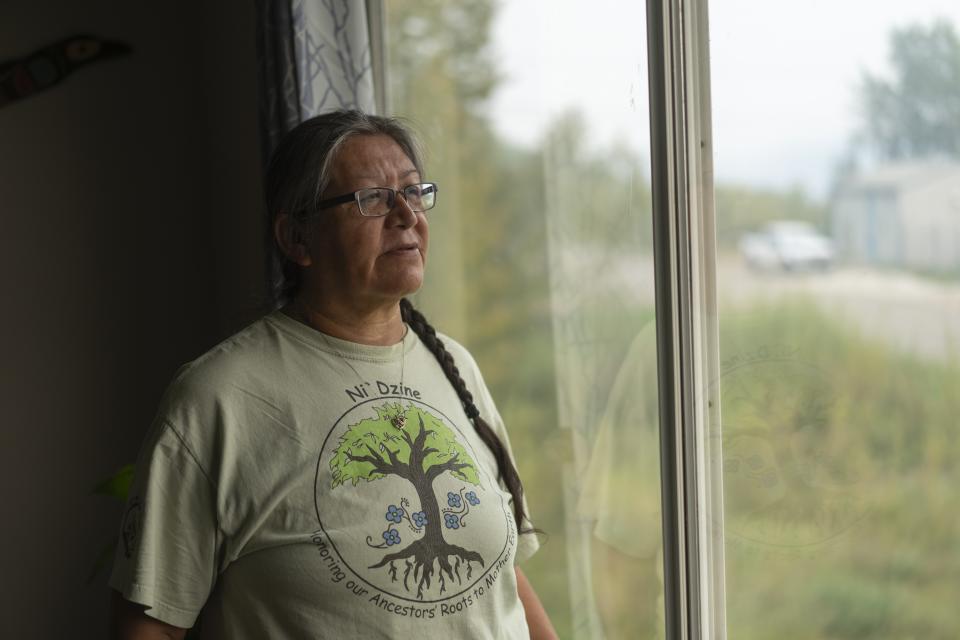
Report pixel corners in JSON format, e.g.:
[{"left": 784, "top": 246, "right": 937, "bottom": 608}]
[{"left": 739, "top": 221, "right": 834, "bottom": 271}]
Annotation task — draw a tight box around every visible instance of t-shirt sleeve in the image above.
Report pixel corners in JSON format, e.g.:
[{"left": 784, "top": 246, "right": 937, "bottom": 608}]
[
  {"left": 577, "top": 321, "right": 662, "bottom": 559},
  {"left": 108, "top": 418, "right": 220, "bottom": 629}
]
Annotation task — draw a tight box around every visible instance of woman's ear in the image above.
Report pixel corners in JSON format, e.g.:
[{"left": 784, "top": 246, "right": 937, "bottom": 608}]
[{"left": 274, "top": 212, "right": 312, "bottom": 267}]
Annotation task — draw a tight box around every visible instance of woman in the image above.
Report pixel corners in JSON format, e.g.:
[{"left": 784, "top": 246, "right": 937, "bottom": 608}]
[{"left": 109, "top": 110, "right": 557, "bottom": 639}]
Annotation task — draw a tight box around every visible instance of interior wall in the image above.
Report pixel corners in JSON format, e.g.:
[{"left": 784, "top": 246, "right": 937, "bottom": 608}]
[{"left": 0, "top": 2, "right": 265, "bottom": 636}]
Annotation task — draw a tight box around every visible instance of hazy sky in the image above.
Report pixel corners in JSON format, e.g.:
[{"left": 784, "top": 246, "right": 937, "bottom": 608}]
[{"left": 488, "top": 0, "right": 960, "bottom": 199}]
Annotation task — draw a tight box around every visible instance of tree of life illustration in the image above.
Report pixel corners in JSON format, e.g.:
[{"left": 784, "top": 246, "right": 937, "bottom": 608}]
[{"left": 329, "top": 402, "right": 485, "bottom": 599}]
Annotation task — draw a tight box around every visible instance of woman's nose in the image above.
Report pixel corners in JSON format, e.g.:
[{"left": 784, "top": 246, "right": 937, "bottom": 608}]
[{"left": 388, "top": 192, "right": 419, "bottom": 227}]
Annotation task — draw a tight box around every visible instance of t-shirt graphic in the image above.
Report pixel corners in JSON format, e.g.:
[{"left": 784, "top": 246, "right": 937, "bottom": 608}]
[{"left": 317, "top": 398, "right": 514, "bottom": 605}]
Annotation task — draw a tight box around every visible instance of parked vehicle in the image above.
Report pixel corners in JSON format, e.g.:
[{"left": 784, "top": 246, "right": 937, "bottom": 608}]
[{"left": 739, "top": 220, "right": 834, "bottom": 271}]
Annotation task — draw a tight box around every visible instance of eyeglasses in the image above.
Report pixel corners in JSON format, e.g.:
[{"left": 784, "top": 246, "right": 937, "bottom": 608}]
[{"left": 313, "top": 182, "right": 438, "bottom": 217}]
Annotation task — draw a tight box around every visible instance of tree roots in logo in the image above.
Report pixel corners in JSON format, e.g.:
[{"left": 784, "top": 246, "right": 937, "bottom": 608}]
[{"left": 369, "top": 538, "right": 484, "bottom": 600}]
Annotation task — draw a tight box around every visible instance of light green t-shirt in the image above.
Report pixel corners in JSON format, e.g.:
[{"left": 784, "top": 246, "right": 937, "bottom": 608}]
[{"left": 109, "top": 310, "right": 539, "bottom": 638}]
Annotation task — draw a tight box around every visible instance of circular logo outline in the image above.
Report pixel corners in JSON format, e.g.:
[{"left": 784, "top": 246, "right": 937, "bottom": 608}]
[
  {"left": 709, "top": 343, "right": 871, "bottom": 550},
  {"left": 313, "top": 395, "right": 514, "bottom": 604}
]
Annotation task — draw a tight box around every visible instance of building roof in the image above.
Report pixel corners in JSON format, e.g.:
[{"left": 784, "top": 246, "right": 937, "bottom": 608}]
[{"left": 840, "top": 161, "right": 960, "bottom": 195}]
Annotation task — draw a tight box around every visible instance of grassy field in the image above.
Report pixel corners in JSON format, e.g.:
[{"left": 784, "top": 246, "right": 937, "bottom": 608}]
[{"left": 491, "top": 296, "right": 960, "bottom": 639}]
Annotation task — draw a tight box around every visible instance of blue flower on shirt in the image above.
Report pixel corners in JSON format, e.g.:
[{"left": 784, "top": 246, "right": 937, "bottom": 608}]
[
  {"left": 447, "top": 492, "right": 462, "bottom": 508},
  {"left": 385, "top": 504, "right": 404, "bottom": 523},
  {"left": 412, "top": 511, "right": 427, "bottom": 527},
  {"left": 382, "top": 529, "right": 401, "bottom": 546},
  {"left": 444, "top": 513, "right": 460, "bottom": 529},
  {"left": 465, "top": 491, "right": 480, "bottom": 506}
]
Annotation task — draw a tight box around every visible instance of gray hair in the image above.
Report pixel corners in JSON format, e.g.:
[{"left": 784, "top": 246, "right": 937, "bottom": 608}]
[{"left": 264, "top": 110, "right": 425, "bottom": 309}]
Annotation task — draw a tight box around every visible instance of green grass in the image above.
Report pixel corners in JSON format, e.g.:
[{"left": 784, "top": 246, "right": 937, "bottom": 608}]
[
  {"left": 494, "top": 295, "right": 960, "bottom": 638},
  {"left": 719, "top": 300, "right": 960, "bottom": 639}
]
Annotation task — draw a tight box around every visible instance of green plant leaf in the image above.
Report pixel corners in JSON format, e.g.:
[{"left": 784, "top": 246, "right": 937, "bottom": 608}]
[
  {"left": 93, "top": 464, "right": 135, "bottom": 501},
  {"left": 86, "top": 536, "right": 118, "bottom": 584}
]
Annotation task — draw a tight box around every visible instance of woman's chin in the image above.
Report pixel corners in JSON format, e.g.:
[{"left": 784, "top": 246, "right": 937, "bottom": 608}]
[{"left": 376, "top": 271, "right": 424, "bottom": 301}]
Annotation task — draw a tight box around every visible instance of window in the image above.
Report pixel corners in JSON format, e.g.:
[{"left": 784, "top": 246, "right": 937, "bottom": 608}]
[
  {"left": 711, "top": 1, "right": 960, "bottom": 637},
  {"left": 386, "top": 0, "right": 960, "bottom": 637},
  {"left": 386, "top": 1, "right": 664, "bottom": 636}
]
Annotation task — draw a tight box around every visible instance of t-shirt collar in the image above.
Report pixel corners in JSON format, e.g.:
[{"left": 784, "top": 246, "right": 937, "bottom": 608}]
[{"left": 265, "top": 309, "right": 417, "bottom": 363}]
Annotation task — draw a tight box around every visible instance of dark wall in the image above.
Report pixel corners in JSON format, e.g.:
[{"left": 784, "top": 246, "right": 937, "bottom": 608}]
[{"left": 0, "top": 2, "right": 265, "bottom": 636}]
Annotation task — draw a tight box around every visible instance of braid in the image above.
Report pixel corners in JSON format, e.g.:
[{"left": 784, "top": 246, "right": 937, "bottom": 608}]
[{"left": 400, "top": 298, "right": 534, "bottom": 535}]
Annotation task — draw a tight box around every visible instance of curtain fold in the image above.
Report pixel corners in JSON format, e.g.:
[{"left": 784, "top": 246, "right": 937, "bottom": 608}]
[
  {"left": 256, "top": 0, "right": 379, "bottom": 167},
  {"left": 255, "top": 0, "right": 301, "bottom": 168}
]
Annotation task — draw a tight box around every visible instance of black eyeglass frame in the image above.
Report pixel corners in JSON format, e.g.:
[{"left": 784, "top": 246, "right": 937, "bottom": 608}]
[{"left": 308, "top": 182, "right": 439, "bottom": 217}]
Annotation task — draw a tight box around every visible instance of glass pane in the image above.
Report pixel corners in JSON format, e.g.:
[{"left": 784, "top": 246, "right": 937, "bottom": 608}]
[
  {"left": 710, "top": 2, "right": 960, "bottom": 637},
  {"left": 387, "top": 1, "right": 664, "bottom": 637}
]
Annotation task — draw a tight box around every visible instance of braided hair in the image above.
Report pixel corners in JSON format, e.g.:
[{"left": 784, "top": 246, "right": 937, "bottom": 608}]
[
  {"left": 265, "top": 110, "right": 533, "bottom": 536},
  {"left": 400, "top": 298, "right": 533, "bottom": 534}
]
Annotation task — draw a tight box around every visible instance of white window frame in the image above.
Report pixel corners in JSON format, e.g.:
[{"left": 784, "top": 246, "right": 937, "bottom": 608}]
[{"left": 646, "top": 0, "right": 727, "bottom": 637}]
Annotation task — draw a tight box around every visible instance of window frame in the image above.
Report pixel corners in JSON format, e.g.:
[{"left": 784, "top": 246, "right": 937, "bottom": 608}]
[{"left": 646, "top": 0, "right": 727, "bottom": 637}]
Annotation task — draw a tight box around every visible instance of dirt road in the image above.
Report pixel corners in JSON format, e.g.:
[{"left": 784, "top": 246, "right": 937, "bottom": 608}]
[
  {"left": 718, "top": 256, "right": 960, "bottom": 362},
  {"left": 577, "top": 251, "right": 960, "bottom": 363}
]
